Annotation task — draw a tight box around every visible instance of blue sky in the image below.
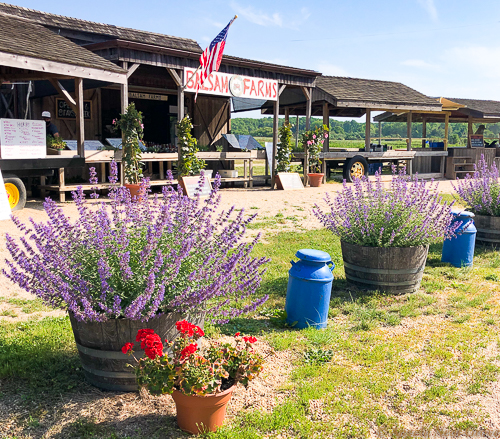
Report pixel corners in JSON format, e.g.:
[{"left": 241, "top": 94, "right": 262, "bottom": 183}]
[{"left": 9, "top": 0, "right": 500, "bottom": 118}]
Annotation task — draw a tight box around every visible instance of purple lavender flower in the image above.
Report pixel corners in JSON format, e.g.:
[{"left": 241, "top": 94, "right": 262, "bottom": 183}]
[
  {"left": 3, "top": 173, "right": 269, "bottom": 323},
  {"left": 313, "top": 169, "right": 458, "bottom": 247}
]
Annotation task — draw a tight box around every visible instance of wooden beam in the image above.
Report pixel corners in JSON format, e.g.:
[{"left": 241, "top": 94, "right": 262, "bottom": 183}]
[
  {"left": 301, "top": 86, "right": 311, "bottom": 101},
  {"left": 167, "top": 68, "right": 182, "bottom": 87},
  {"left": 279, "top": 84, "right": 286, "bottom": 96},
  {"left": 0, "top": 51, "right": 127, "bottom": 84},
  {"left": 75, "top": 78, "right": 84, "bottom": 157},
  {"left": 322, "top": 102, "right": 329, "bottom": 152},
  {"left": 378, "top": 121, "right": 382, "bottom": 145},
  {"left": 365, "top": 109, "right": 371, "bottom": 152},
  {"left": 304, "top": 88, "right": 312, "bottom": 186},
  {"left": 271, "top": 85, "right": 280, "bottom": 189},
  {"left": 126, "top": 63, "right": 140, "bottom": 79},
  {"left": 284, "top": 107, "right": 289, "bottom": 124},
  {"left": 407, "top": 111, "right": 412, "bottom": 151},
  {"left": 49, "top": 79, "right": 77, "bottom": 112}
]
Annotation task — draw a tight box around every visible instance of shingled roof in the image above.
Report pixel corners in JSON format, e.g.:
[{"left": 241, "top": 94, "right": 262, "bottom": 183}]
[
  {"left": 316, "top": 76, "right": 441, "bottom": 109},
  {"left": 0, "top": 2, "right": 201, "bottom": 53},
  {"left": 446, "top": 98, "right": 500, "bottom": 117},
  {"left": 0, "top": 13, "right": 126, "bottom": 76}
]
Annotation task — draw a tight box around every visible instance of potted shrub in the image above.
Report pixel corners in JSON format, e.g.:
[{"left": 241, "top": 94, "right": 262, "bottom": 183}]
[
  {"left": 113, "top": 103, "right": 144, "bottom": 199},
  {"left": 313, "top": 170, "right": 459, "bottom": 293},
  {"left": 177, "top": 115, "right": 207, "bottom": 192},
  {"left": 302, "top": 124, "right": 328, "bottom": 187},
  {"left": 453, "top": 155, "right": 500, "bottom": 246},
  {"left": 46, "top": 135, "right": 68, "bottom": 154},
  {"left": 123, "top": 320, "right": 263, "bottom": 434},
  {"left": 3, "top": 164, "right": 269, "bottom": 391}
]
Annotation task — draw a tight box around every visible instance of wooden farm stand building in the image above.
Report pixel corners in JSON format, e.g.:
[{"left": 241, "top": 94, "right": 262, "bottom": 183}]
[
  {"left": 0, "top": 3, "right": 320, "bottom": 200},
  {"left": 375, "top": 98, "right": 500, "bottom": 179},
  {"left": 249, "top": 75, "right": 447, "bottom": 182},
  {"left": 0, "top": 11, "right": 127, "bottom": 208}
]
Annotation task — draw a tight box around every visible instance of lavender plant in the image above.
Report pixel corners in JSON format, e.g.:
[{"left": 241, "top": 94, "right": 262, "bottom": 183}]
[
  {"left": 313, "top": 169, "right": 459, "bottom": 247},
  {"left": 452, "top": 156, "right": 500, "bottom": 217},
  {"left": 4, "top": 163, "right": 269, "bottom": 323}
]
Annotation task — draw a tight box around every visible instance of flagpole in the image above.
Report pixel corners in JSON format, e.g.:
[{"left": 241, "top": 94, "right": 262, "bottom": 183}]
[{"left": 182, "top": 15, "right": 237, "bottom": 92}]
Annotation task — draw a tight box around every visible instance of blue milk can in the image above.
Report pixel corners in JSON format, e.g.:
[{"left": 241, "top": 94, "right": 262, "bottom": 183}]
[
  {"left": 441, "top": 210, "right": 477, "bottom": 267},
  {"left": 285, "top": 249, "right": 334, "bottom": 329}
]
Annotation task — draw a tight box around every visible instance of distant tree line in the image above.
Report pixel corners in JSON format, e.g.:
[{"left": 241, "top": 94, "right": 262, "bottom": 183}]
[{"left": 231, "top": 117, "right": 500, "bottom": 145}]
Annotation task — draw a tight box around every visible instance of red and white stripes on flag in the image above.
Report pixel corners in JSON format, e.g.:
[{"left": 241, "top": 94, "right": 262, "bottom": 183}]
[{"left": 195, "top": 17, "right": 236, "bottom": 102}]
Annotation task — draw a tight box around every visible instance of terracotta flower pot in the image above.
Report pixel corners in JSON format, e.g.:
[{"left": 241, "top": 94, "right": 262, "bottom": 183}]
[
  {"left": 124, "top": 183, "right": 145, "bottom": 201},
  {"left": 172, "top": 384, "right": 236, "bottom": 434},
  {"left": 308, "top": 173, "right": 325, "bottom": 187}
]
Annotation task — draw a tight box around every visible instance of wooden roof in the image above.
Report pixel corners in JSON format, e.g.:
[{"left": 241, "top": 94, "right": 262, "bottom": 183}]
[
  {"left": 0, "top": 2, "right": 201, "bottom": 52},
  {"left": 446, "top": 98, "right": 500, "bottom": 118},
  {"left": 0, "top": 13, "right": 127, "bottom": 83},
  {"left": 315, "top": 76, "right": 442, "bottom": 111}
]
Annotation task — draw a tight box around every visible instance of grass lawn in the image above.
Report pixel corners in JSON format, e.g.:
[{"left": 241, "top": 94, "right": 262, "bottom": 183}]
[{"left": 1, "top": 228, "right": 500, "bottom": 438}]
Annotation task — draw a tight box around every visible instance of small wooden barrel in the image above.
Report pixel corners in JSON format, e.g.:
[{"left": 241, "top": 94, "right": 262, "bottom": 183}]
[
  {"left": 341, "top": 241, "right": 429, "bottom": 294},
  {"left": 474, "top": 215, "right": 500, "bottom": 247},
  {"left": 69, "top": 312, "right": 204, "bottom": 392}
]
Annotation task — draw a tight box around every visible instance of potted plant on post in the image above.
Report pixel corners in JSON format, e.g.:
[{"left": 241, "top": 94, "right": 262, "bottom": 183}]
[
  {"left": 3, "top": 165, "right": 269, "bottom": 391},
  {"left": 113, "top": 103, "right": 144, "bottom": 199},
  {"left": 302, "top": 124, "right": 328, "bottom": 187},
  {"left": 453, "top": 155, "right": 500, "bottom": 246},
  {"left": 177, "top": 115, "right": 207, "bottom": 191},
  {"left": 46, "top": 135, "right": 68, "bottom": 155},
  {"left": 313, "top": 169, "right": 459, "bottom": 293},
  {"left": 123, "top": 320, "right": 263, "bottom": 434}
]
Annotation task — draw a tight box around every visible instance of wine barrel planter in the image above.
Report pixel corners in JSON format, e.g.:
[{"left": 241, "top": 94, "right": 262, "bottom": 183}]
[
  {"left": 69, "top": 312, "right": 205, "bottom": 392},
  {"left": 341, "top": 241, "right": 429, "bottom": 294},
  {"left": 474, "top": 215, "right": 500, "bottom": 246}
]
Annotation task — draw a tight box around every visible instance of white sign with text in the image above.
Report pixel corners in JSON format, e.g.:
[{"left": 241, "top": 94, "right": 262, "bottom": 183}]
[
  {"left": 0, "top": 170, "right": 12, "bottom": 221},
  {"left": 0, "top": 119, "right": 46, "bottom": 159},
  {"left": 183, "top": 67, "right": 278, "bottom": 101}
]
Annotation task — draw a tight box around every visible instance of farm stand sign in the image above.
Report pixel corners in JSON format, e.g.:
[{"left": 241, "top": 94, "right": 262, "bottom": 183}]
[{"left": 183, "top": 67, "right": 278, "bottom": 101}]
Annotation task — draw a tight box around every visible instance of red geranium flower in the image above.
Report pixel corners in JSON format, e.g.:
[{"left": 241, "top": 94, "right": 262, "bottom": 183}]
[
  {"left": 234, "top": 332, "right": 241, "bottom": 337},
  {"left": 180, "top": 343, "right": 198, "bottom": 359},
  {"left": 243, "top": 336, "right": 257, "bottom": 344},
  {"left": 136, "top": 328, "right": 155, "bottom": 342},
  {"left": 121, "top": 342, "right": 134, "bottom": 354}
]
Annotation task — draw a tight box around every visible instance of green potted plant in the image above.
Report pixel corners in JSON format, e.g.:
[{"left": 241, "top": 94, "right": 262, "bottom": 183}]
[
  {"left": 302, "top": 124, "right": 328, "bottom": 187},
  {"left": 177, "top": 115, "right": 206, "bottom": 191},
  {"left": 113, "top": 103, "right": 144, "bottom": 199},
  {"left": 4, "top": 165, "right": 269, "bottom": 391},
  {"left": 313, "top": 169, "right": 460, "bottom": 293},
  {"left": 46, "top": 135, "right": 68, "bottom": 154},
  {"left": 453, "top": 155, "right": 500, "bottom": 246},
  {"left": 123, "top": 320, "right": 263, "bottom": 434},
  {"left": 276, "top": 122, "right": 293, "bottom": 172}
]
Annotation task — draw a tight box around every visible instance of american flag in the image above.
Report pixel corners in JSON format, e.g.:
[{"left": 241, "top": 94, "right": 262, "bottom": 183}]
[{"left": 195, "top": 17, "right": 236, "bottom": 101}]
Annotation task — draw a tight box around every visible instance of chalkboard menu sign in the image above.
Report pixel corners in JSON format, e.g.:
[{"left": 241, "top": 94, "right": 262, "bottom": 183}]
[
  {"left": 56, "top": 99, "right": 92, "bottom": 120},
  {"left": 470, "top": 134, "right": 484, "bottom": 148},
  {"left": 0, "top": 119, "right": 46, "bottom": 159},
  {"left": 180, "top": 175, "right": 212, "bottom": 198},
  {"left": 276, "top": 172, "right": 304, "bottom": 190}
]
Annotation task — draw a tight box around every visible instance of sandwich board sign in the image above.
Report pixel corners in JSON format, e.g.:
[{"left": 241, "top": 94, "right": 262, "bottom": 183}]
[
  {"left": 0, "top": 119, "right": 46, "bottom": 159},
  {"left": 276, "top": 172, "right": 304, "bottom": 190},
  {"left": 0, "top": 170, "right": 12, "bottom": 221},
  {"left": 180, "top": 175, "right": 212, "bottom": 198}
]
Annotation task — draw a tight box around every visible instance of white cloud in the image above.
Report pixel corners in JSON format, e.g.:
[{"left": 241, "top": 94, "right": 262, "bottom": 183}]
[
  {"left": 230, "top": 2, "right": 310, "bottom": 29},
  {"left": 417, "top": 0, "right": 438, "bottom": 22},
  {"left": 444, "top": 45, "right": 500, "bottom": 79},
  {"left": 401, "top": 59, "right": 439, "bottom": 70},
  {"left": 316, "top": 62, "right": 348, "bottom": 77}
]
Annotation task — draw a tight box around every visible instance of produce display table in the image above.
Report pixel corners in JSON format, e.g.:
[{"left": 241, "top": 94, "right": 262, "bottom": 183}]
[{"left": 39, "top": 150, "right": 267, "bottom": 201}]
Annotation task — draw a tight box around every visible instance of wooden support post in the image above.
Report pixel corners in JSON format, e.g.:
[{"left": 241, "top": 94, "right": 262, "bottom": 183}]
[
  {"left": 284, "top": 108, "right": 289, "bottom": 124},
  {"left": 120, "top": 61, "right": 128, "bottom": 114},
  {"left": 467, "top": 116, "right": 473, "bottom": 148},
  {"left": 406, "top": 111, "right": 412, "bottom": 151},
  {"left": 444, "top": 113, "right": 449, "bottom": 151},
  {"left": 365, "top": 109, "right": 371, "bottom": 152},
  {"left": 271, "top": 89, "right": 280, "bottom": 189},
  {"left": 100, "top": 163, "right": 106, "bottom": 183},
  {"left": 295, "top": 114, "right": 299, "bottom": 150},
  {"left": 75, "top": 78, "right": 84, "bottom": 158},
  {"left": 322, "top": 102, "right": 329, "bottom": 183},
  {"left": 243, "top": 159, "right": 248, "bottom": 189},
  {"left": 177, "top": 69, "right": 185, "bottom": 178},
  {"left": 422, "top": 117, "right": 427, "bottom": 148},
  {"left": 378, "top": 121, "right": 382, "bottom": 145},
  {"left": 249, "top": 158, "right": 253, "bottom": 188},
  {"left": 159, "top": 161, "right": 164, "bottom": 180},
  {"left": 303, "top": 87, "right": 312, "bottom": 185},
  {"left": 40, "top": 176, "right": 46, "bottom": 198},
  {"left": 58, "top": 168, "right": 65, "bottom": 202}
]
